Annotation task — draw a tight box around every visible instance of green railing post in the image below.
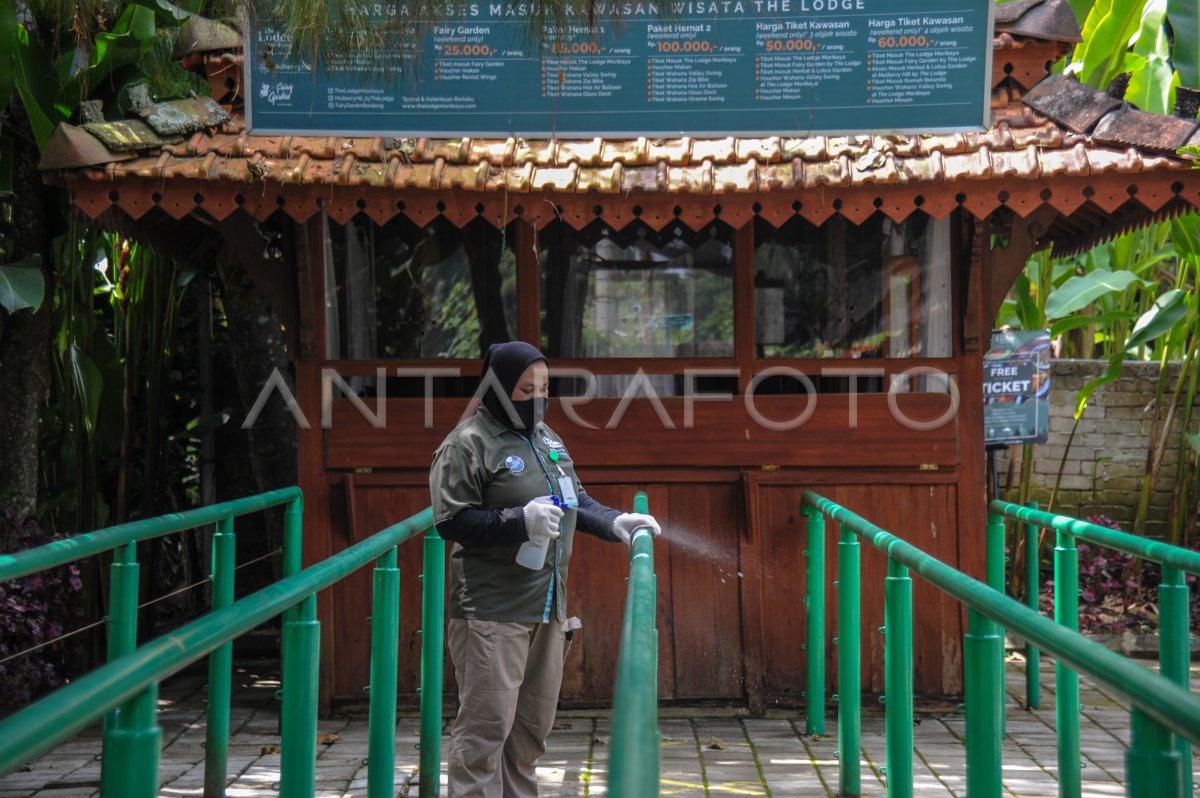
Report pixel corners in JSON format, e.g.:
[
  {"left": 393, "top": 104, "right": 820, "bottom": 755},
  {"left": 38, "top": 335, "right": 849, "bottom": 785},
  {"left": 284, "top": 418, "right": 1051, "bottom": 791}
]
[
  {"left": 279, "top": 594, "right": 319, "bottom": 798},
  {"left": 986, "top": 510, "right": 1007, "bottom": 736},
  {"left": 1127, "top": 708, "right": 1184, "bottom": 798},
  {"left": 804, "top": 506, "right": 826, "bottom": 736},
  {"left": 1054, "top": 529, "right": 1081, "bottom": 798},
  {"left": 884, "top": 558, "right": 913, "bottom": 798},
  {"left": 419, "top": 527, "right": 446, "bottom": 798},
  {"left": 1159, "top": 565, "right": 1191, "bottom": 781},
  {"left": 367, "top": 547, "right": 400, "bottom": 798},
  {"left": 1024, "top": 501, "right": 1040, "bottom": 710},
  {"left": 964, "top": 608, "right": 1003, "bottom": 798},
  {"left": 103, "top": 683, "right": 162, "bottom": 798},
  {"left": 101, "top": 541, "right": 141, "bottom": 796},
  {"left": 837, "top": 523, "right": 862, "bottom": 797},
  {"left": 279, "top": 494, "right": 305, "bottom": 733},
  {"left": 283, "top": 496, "right": 304, "bottom": 580},
  {"left": 609, "top": 491, "right": 660, "bottom": 798},
  {"left": 204, "top": 517, "right": 236, "bottom": 798}
]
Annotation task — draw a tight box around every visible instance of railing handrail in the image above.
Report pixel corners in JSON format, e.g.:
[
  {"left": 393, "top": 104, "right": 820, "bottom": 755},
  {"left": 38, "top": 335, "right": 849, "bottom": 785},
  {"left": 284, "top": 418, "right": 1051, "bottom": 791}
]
[
  {"left": 989, "top": 499, "right": 1200, "bottom": 576},
  {"left": 0, "top": 486, "right": 304, "bottom": 583},
  {"left": 0, "top": 506, "right": 433, "bottom": 776},
  {"left": 608, "top": 492, "right": 660, "bottom": 797},
  {"left": 805, "top": 490, "right": 1200, "bottom": 748}
]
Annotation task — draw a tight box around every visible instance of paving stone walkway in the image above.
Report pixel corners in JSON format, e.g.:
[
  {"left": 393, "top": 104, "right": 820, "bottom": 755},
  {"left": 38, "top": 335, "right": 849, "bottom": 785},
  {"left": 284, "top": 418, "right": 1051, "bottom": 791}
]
[{"left": 2, "top": 655, "right": 1196, "bottom": 797}]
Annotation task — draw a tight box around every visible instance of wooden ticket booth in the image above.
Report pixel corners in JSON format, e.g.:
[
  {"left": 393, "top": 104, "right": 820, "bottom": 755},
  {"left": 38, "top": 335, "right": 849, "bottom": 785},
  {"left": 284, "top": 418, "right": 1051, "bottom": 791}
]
[{"left": 46, "top": 0, "right": 1200, "bottom": 709}]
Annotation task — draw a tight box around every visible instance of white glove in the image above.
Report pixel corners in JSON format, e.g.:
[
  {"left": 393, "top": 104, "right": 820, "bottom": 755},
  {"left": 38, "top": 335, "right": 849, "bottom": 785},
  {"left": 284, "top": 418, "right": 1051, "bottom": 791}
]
[
  {"left": 523, "top": 497, "right": 564, "bottom": 540},
  {"left": 611, "top": 513, "right": 661, "bottom": 546}
]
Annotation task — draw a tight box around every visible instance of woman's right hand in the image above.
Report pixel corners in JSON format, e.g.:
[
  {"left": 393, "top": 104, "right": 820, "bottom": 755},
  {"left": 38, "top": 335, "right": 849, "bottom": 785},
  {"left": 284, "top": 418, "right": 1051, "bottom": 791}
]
[{"left": 523, "top": 496, "right": 564, "bottom": 539}]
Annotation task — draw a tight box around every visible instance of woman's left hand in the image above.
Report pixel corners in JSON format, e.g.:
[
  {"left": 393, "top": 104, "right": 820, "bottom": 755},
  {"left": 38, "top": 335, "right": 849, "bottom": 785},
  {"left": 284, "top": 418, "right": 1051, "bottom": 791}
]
[{"left": 612, "top": 513, "right": 662, "bottom": 545}]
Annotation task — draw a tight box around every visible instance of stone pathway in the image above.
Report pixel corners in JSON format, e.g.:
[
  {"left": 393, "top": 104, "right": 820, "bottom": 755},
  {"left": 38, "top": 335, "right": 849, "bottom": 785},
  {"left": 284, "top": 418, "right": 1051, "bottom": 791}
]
[{"left": 2, "top": 655, "right": 1195, "bottom": 797}]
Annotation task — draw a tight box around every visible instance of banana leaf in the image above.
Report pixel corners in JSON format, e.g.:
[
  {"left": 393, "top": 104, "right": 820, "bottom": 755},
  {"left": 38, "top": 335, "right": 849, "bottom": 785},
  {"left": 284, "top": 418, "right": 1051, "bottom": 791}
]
[
  {"left": 1049, "top": 310, "right": 1137, "bottom": 338},
  {"left": 1125, "top": 288, "right": 1189, "bottom": 351},
  {"left": 1168, "top": 0, "right": 1200, "bottom": 90},
  {"left": 1076, "top": 0, "right": 1147, "bottom": 88},
  {"left": 1044, "top": 269, "right": 1142, "bottom": 319},
  {"left": 0, "top": 255, "right": 45, "bottom": 313}
]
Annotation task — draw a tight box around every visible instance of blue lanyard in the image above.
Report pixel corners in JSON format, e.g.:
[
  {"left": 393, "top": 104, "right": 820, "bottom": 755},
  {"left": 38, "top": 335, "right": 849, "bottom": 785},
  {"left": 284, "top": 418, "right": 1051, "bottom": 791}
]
[{"left": 519, "top": 433, "right": 559, "bottom": 497}]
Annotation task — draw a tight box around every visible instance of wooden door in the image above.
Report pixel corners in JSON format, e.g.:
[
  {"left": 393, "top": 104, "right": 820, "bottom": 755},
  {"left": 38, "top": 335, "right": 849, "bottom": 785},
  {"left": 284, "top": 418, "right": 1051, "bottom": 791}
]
[{"left": 742, "top": 475, "right": 964, "bottom": 710}]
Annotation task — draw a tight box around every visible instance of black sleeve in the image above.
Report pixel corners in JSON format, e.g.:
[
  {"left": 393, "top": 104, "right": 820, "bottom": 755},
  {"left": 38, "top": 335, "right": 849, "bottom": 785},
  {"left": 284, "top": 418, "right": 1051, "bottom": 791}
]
[
  {"left": 436, "top": 506, "right": 528, "bottom": 546},
  {"left": 575, "top": 492, "right": 622, "bottom": 543}
]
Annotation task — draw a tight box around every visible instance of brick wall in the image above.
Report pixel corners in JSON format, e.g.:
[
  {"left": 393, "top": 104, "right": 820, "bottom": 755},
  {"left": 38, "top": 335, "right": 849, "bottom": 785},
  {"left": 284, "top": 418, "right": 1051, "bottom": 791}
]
[{"left": 996, "top": 360, "right": 1199, "bottom": 538}]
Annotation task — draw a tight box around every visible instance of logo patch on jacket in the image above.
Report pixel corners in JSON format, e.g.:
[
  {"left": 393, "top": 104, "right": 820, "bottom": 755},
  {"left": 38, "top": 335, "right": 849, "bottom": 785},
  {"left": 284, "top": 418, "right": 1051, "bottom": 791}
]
[{"left": 504, "top": 455, "right": 525, "bottom": 473}]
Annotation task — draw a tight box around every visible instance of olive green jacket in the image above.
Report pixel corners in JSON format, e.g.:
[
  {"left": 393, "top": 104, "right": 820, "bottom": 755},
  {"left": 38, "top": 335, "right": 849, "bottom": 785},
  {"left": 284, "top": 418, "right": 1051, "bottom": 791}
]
[{"left": 430, "top": 407, "right": 595, "bottom": 622}]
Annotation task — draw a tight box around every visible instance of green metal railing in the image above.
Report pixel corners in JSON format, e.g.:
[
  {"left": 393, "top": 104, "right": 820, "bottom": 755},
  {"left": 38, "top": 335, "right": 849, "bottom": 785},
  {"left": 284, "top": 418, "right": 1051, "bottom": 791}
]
[
  {"left": 991, "top": 499, "right": 1200, "bottom": 798},
  {"left": 0, "top": 498, "right": 448, "bottom": 798},
  {"left": 608, "top": 492, "right": 661, "bottom": 798},
  {"left": 803, "top": 490, "right": 1200, "bottom": 798},
  {"left": 0, "top": 487, "right": 304, "bottom": 797}
]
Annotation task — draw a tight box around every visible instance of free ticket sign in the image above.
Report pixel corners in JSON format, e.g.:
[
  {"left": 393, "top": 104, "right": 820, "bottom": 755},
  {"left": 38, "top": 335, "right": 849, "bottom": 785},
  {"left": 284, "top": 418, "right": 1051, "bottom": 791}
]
[
  {"left": 984, "top": 330, "right": 1051, "bottom": 447},
  {"left": 245, "top": 0, "right": 994, "bottom": 136}
]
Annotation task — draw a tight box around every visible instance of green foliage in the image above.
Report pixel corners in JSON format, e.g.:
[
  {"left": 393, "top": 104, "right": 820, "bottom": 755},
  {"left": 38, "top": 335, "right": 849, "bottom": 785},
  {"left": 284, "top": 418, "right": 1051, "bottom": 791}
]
[
  {"left": 1126, "top": 0, "right": 1174, "bottom": 113},
  {"left": 0, "top": 255, "right": 45, "bottom": 314},
  {"left": 1073, "top": 0, "right": 1146, "bottom": 88},
  {"left": 0, "top": 510, "right": 84, "bottom": 709},
  {"left": 1167, "top": 0, "right": 1200, "bottom": 90},
  {"left": 1043, "top": 269, "right": 1142, "bottom": 319},
  {"left": 0, "top": 0, "right": 16, "bottom": 120},
  {"left": 1124, "top": 288, "right": 1188, "bottom": 352}
]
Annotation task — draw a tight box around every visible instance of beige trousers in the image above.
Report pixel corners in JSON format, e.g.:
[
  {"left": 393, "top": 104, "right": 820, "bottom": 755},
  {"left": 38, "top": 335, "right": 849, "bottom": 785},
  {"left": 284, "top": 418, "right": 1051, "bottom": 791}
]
[{"left": 446, "top": 619, "right": 566, "bottom": 798}]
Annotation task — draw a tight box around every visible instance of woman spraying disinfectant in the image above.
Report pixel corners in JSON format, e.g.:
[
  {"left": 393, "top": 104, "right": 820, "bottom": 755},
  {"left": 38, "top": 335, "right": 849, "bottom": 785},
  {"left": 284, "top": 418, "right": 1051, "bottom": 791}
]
[{"left": 428, "top": 341, "right": 662, "bottom": 798}]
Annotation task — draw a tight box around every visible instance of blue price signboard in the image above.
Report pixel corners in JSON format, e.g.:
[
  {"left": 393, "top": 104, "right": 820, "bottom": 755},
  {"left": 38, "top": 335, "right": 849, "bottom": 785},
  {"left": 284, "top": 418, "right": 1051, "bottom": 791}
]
[
  {"left": 984, "top": 330, "right": 1051, "bottom": 447},
  {"left": 246, "top": 0, "right": 994, "bottom": 137}
]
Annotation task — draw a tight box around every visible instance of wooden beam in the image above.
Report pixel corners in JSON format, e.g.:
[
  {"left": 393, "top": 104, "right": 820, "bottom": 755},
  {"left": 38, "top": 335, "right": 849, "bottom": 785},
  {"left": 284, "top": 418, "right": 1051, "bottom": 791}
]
[
  {"left": 983, "top": 205, "right": 1058, "bottom": 327},
  {"left": 516, "top": 218, "right": 540, "bottom": 345},
  {"left": 733, "top": 222, "right": 755, "bottom": 392}
]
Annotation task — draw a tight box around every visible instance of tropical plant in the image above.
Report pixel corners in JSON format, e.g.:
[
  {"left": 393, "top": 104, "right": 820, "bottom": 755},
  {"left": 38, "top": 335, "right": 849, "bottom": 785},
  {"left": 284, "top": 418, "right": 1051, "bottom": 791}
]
[
  {"left": 0, "top": 508, "right": 84, "bottom": 710},
  {"left": 997, "top": 0, "right": 1200, "bottom": 550}
]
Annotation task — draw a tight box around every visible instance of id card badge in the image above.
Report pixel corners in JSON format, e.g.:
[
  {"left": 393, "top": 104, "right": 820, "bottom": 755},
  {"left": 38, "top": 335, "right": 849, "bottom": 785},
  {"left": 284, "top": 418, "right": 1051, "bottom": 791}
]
[{"left": 557, "top": 476, "right": 579, "bottom": 507}]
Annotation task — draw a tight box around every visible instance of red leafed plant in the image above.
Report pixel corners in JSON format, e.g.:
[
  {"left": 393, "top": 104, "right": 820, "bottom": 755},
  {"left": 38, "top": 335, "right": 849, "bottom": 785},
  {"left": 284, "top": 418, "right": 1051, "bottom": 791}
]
[
  {"left": 0, "top": 510, "right": 85, "bottom": 713},
  {"left": 1039, "top": 515, "right": 1200, "bottom": 635}
]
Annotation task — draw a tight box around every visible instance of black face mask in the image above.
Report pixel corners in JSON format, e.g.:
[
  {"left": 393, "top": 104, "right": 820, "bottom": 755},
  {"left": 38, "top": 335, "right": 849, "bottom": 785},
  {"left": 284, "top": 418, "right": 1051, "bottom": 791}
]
[{"left": 512, "top": 397, "right": 548, "bottom": 431}]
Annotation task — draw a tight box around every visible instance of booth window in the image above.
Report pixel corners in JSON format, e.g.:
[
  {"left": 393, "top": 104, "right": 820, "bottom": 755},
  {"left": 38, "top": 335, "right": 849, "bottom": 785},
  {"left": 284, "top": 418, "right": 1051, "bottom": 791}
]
[
  {"left": 753, "top": 211, "right": 952, "bottom": 360},
  {"left": 539, "top": 219, "right": 735, "bottom": 359},
  {"left": 323, "top": 214, "right": 518, "bottom": 359}
]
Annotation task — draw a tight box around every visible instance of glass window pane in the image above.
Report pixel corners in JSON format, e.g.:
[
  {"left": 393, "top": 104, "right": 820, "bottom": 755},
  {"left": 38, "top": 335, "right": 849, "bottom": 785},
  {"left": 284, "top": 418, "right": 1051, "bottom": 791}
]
[
  {"left": 539, "top": 219, "right": 735, "bottom": 360},
  {"left": 753, "top": 211, "right": 952, "bottom": 359},
  {"left": 323, "top": 214, "right": 518, "bottom": 359}
]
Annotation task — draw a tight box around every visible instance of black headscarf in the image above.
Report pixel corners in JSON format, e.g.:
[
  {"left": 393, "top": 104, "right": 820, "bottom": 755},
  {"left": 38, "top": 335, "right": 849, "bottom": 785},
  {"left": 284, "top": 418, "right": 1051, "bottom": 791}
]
[{"left": 479, "top": 341, "right": 548, "bottom": 431}]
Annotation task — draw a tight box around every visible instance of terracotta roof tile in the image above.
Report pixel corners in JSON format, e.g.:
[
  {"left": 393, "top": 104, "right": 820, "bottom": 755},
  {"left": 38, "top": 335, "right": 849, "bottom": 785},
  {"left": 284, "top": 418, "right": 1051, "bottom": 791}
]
[
  {"left": 531, "top": 163, "right": 577, "bottom": 191},
  {"left": 758, "top": 162, "right": 793, "bottom": 191},
  {"left": 784, "top": 137, "right": 827, "bottom": 161},
  {"left": 919, "top": 133, "right": 971, "bottom": 156},
  {"left": 1087, "top": 147, "right": 1144, "bottom": 174},
  {"left": 943, "top": 148, "right": 993, "bottom": 181},
  {"left": 576, "top": 164, "right": 624, "bottom": 193},
  {"left": 601, "top": 138, "right": 648, "bottom": 165},
  {"left": 803, "top": 155, "right": 852, "bottom": 188},
  {"left": 1032, "top": 145, "right": 1076, "bottom": 178},
  {"left": 468, "top": 138, "right": 512, "bottom": 164},
  {"left": 991, "top": 145, "right": 1041, "bottom": 178},
  {"left": 648, "top": 138, "right": 692, "bottom": 165},
  {"left": 691, "top": 138, "right": 736, "bottom": 164},
  {"left": 712, "top": 161, "right": 757, "bottom": 192},
  {"left": 556, "top": 138, "right": 605, "bottom": 166},
  {"left": 735, "top": 138, "right": 782, "bottom": 163}
]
